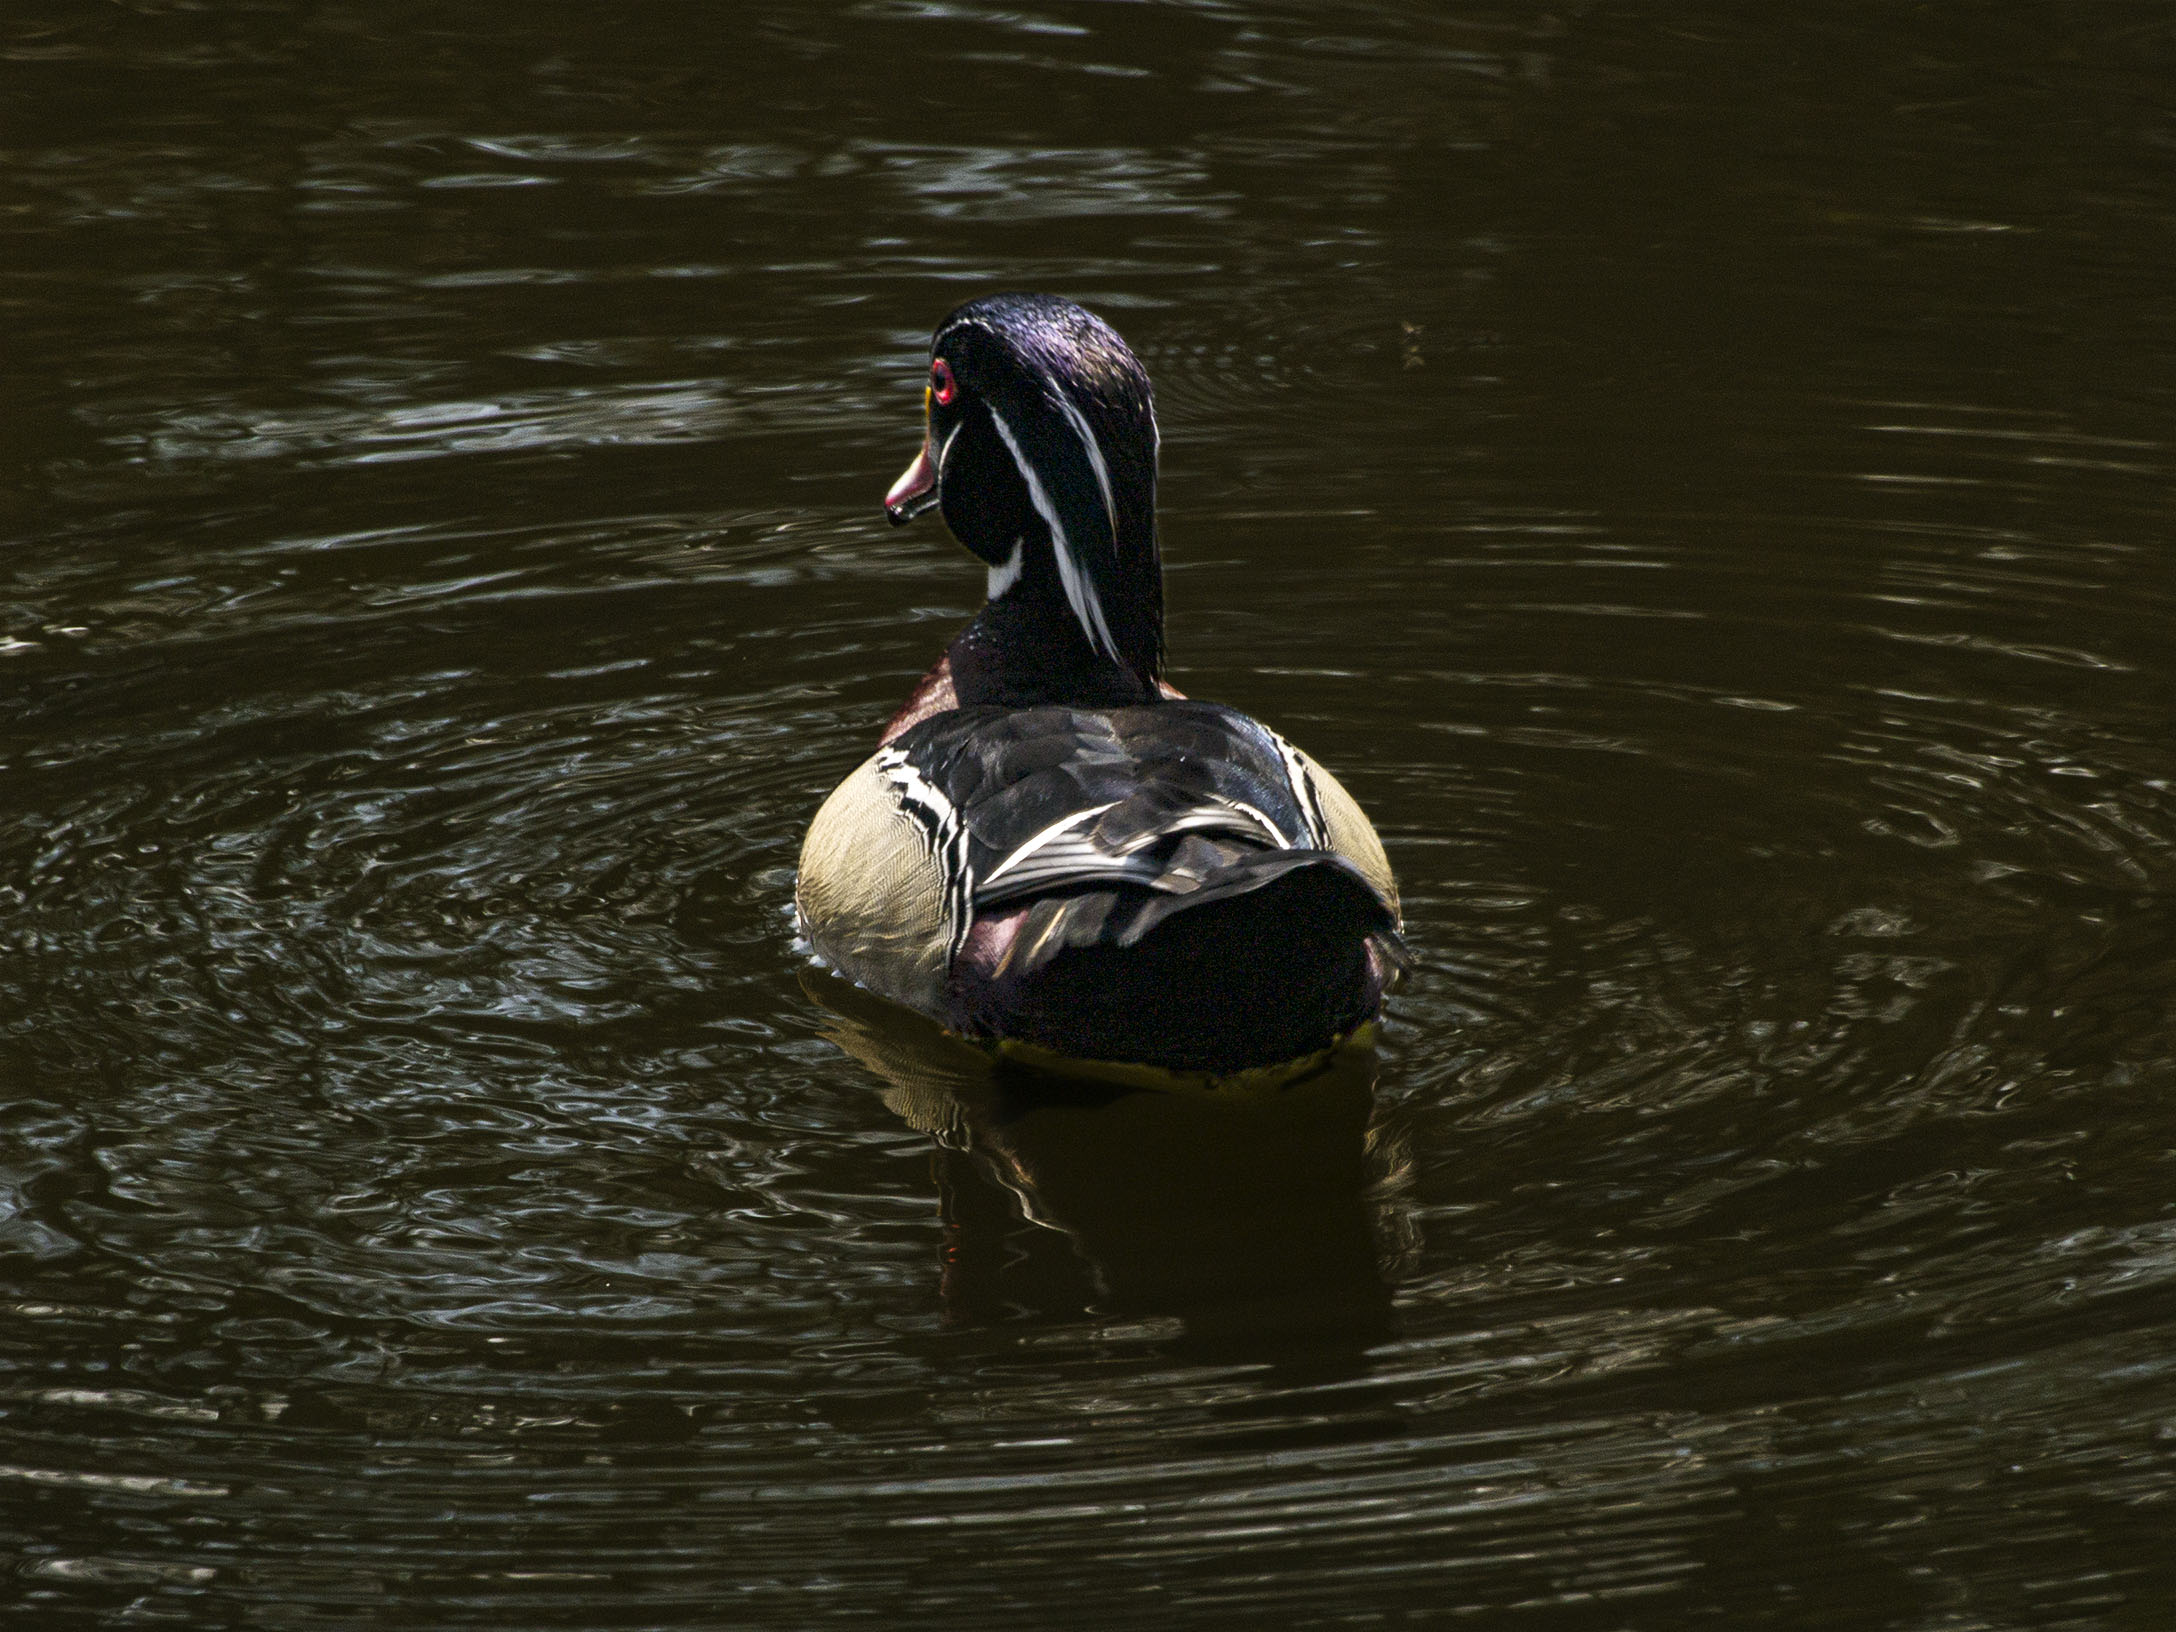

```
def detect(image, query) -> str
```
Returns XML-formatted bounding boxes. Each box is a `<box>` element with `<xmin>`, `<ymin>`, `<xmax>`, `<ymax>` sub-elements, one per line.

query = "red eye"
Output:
<box><xmin>931</xmin><ymin>358</ymin><xmax>957</xmax><ymax>406</ymax></box>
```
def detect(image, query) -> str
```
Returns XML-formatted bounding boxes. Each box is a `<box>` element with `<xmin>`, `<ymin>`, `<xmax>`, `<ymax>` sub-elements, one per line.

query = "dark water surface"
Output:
<box><xmin>7</xmin><ymin>3</ymin><xmax>2176</xmax><ymax>1625</ymax></box>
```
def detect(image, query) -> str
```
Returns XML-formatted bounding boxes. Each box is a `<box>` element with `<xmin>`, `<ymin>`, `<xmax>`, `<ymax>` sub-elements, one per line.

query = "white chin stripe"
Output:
<box><xmin>986</xmin><ymin>405</ymin><xmax>1120</xmax><ymax>663</ymax></box>
<box><xmin>987</xmin><ymin>537</ymin><xmax>1023</xmax><ymax>599</ymax></box>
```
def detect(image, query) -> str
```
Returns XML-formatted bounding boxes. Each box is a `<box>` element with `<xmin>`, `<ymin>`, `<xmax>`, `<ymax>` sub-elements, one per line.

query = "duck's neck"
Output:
<box><xmin>947</xmin><ymin>531</ymin><xmax>1162</xmax><ymax>708</ymax></box>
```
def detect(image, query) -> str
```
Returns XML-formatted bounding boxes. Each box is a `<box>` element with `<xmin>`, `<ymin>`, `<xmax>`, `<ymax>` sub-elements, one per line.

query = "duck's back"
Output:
<box><xmin>797</xmin><ymin>700</ymin><xmax>1400</xmax><ymax>1072</ymax></box>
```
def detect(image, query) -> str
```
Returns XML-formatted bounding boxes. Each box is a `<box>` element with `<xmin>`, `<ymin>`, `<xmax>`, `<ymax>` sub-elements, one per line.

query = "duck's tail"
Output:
<box><xmin>948</xmin><ymin>849</ymin><xmax>1402</xmax><ymax>1073</ymax></box>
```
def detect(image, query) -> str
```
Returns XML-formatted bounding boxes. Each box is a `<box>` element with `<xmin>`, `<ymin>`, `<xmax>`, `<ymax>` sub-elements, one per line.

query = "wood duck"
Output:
<box><xmin>797</xmin><ymin>294</ymin><xmax>1402</xmax><ymax>1076</ymax></box>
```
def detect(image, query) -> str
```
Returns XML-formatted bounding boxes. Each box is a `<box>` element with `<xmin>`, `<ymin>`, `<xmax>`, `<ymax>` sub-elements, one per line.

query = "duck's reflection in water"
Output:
<box><xmin>804</xmin><ymin>971</ymin><xmax>1396</xmax><ymax>1357</ymax></box>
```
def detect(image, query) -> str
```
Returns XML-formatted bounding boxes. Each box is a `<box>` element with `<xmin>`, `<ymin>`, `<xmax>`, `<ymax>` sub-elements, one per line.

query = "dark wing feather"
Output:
<box><xmin>888</xmin><ymin>701</ymin><xmax>1327</xmax><ymax>912</ymax></box>
<box><xmin>885</xmin><ymin>701</ymin><xmax>1400</xmax><ymax>1070</ymax></box>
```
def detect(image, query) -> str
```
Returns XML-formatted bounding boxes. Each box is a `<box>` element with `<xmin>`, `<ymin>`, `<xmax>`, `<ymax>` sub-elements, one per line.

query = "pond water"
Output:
<box><xmin>6</xmin><ymin>3</ymin><xmax>2176</xmax><ymax>1626</ymax></box>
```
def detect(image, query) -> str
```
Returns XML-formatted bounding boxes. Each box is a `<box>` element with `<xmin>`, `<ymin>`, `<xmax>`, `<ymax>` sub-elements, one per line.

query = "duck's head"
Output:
<box><xmin>885</xmin><ymin>294</ymin><xmax>1163</xmax><ymax>706</ymax></box>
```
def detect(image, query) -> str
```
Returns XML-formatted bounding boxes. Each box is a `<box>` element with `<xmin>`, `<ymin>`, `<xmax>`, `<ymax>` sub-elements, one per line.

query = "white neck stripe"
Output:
<box><xmin>1051</xmin><ymin>392</ymin><xmax>1116</xmax><ymax>540</ymax></box>
<box><xmin>986</xmin><ymin>405</ymin><xmax>1119</xmax><ymax>663</ymax></box>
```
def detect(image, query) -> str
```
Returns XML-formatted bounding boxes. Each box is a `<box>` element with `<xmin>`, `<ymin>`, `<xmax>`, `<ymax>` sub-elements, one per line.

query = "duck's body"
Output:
<box><xmin>797</xmin><ymin>295</ymin><xmax>1401</xmax><ymax>1074</ymax></box>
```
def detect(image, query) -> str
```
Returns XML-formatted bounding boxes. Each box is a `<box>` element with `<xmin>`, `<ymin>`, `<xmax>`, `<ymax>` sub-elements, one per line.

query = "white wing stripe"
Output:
<box><xmin>982</xmin><ymin>800</ymin><xmax>1121</xmax><ymax>886</ymax></box>
<box><xmin>974</xmin><ymin>796</ymin><xmax>1299</xmax><ymax>907</ymax></box>
<box><xmin>1226</xmin><ymin>800</ymin><xmax>1296</xmax><ymax>849</ymax></box>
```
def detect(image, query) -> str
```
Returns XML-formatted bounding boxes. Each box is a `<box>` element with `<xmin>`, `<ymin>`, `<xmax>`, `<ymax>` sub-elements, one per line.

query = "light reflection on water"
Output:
<box><xmin>6</xmin><ymin>0</ymin><xmax>2176</xmax><ymax>1625</ymax></box>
